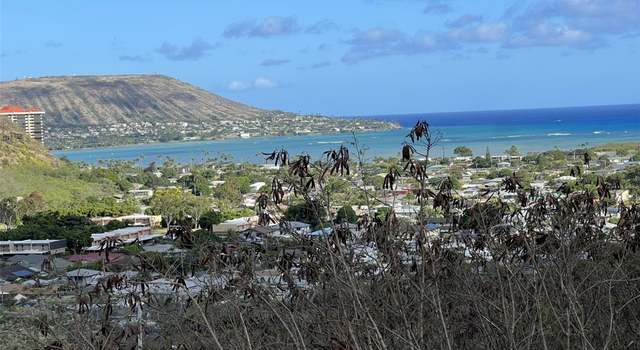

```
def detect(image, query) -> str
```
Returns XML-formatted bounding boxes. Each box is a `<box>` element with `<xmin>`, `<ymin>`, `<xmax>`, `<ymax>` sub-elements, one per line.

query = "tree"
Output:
<box><xmin>212</xmin><ymin>180</ymin><xmax>243</xmax><ymax>206</ymax></box>
<box><xmin>375</xmin><ymin>206</ymin><xmax>392</xmax><ymax>221</ymax></box>
<box><xmin>149</xmin><ymin>188</ymin><xmax>185</xmax><ymax>229</ymax></box>
<box><xmin>180</xmin><ymin>174</ymin><xmax>212</xmax><ymax>196</ymax></box>
<box><xmin>58</xmin><ymin>197</ymin><xmax>138</xmax><ymax>217</ymax></box>
<box><xmin>1</xmin><ymin>213</ymin><xmax>98</xmax><ymax>252</ymax></box>
<box><xmin>284</xmin><ymin>201</ymin><xmax>328</xmax><ymax>229</ymax></box>
<box><xmin>505</xmin><ymin>145</ymin><xmax>520</xmax><ymax>156</ymax></box>
<box><xmin>336</xmin><ymin>205</ymin><xmax>357</xmax><ymax>224</ymax></box>
<box><xmin>0</xmin><ymin>197</ymin><xmax>18</xmax><ymax>228</ymax></box>
<box><xmin>198</xmin><ymin>210</ymin><xmax>224</xmax><ymax>232</ymax></box>
<box><xmin>18</xmin><ymin>192</ymin><xmax>45</xmax><ymax>217</ymax></box>
<box><xmin>186</xmin><ymin>194</ymin><xmax>211</xmax><ymax>229</ymax></box>
<box><xmin>623</xmin><ymin>164</ymin><xmax>640</xmax><ymax>194</ymax></box>
<box><xmin>453</xmin><ymin>146</ymin><xmax>473</xmax><ymax>157</ymax></box>
<box><xmin>472</xmin><ymin>156</ymin><xmax>491</xmax><ymax>168</ymax></box>
<box><xmin>99</xmin><ymin>236</ymin><xmax>123</xmax><ymax>263</ymax></box>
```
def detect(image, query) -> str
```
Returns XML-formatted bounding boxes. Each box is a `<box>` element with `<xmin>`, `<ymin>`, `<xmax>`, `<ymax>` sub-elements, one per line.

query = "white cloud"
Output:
<box><xmin>254</xmin><ymin>77</ymin><xmax>278</xmax><ymax>89</ymax></box>
<box><xmin>447</xmin><ymin>22</ymin><xmax>508</xmax><ymax>42</ymax></box>
<box><xmin>228</xmin><ymin>81</ymin><xmax>251</xmax><ymax>91</ymax></box>
<box><xmin>224</xmin><ymin>16</ymin><xmax>300</xmax><ymax>38</ymax></box>
<box><xmin>517</xmin><ymin>0</ymin><xmax>640</xmax><ymax>34</ymax></box>
<box><xmin>227</xmin><ymin>78</ymin><xmax>278</xmax><ymax>91</ymax></box>
<box><xmin>505</xmin><ymin>22</ymin><xmax>597</xmax><ymax>48</ymax></box>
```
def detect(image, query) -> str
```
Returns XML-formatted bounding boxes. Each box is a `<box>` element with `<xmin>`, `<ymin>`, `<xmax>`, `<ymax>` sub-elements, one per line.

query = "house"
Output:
<box><xmin>117</xmin><ymin>214</ymin><xmax>162</xmax><ymax>227</ymax></box>
<box><xmin>276</xmin><ymin>221</ymin><xmax>311</xmax><ymax>235</ymax></box>
<box><xmin>142</xmin><ymin>244</ymin><xmax>187</xmax><ymax>255</ymax></box>
<box><xmin>86</xmin><ymin>226</ymin><xmax>162</xmax><ymax>251</ymax></box>
<box><xmin>393</xmin><ymin>204</ymin><xmax>421</xmax><ymax>219</ymax></box>
<box><xmin>92</xmin><ymin>214</ymin><xmax>162</xmax><ymax>228</ymax></box>
<box><xmin>66</xmin><ymin>269</ymin><xmax>102</xmax><ymax>287</ymax></box>
<box><xmin>492</xmin><ymin>154</ymin><xmax>523</xmax><ymax>162</ymax></box>
<box><xmin>242</xmin><ymin>194</ymin><xmax>257</xmax><ymax>208</ymax></box>
<box><xmin>6</xmin><ymin>254</ymin><xmax>72</xmax><ymax>273</ymax></box>
<box><xmin>249</xmin><ymin>182</ymin><xmax>266</xmax><ymax>192</ymax></box>
<box><xmin>210</xmin><ymin>180</ymin><xmax>226</xmax><ymax>188</ymax></box>
<box><xmin>128</xmin><ymin>189</ymin><xmax>154</xmax><ymax>200</ymax></box>
<box><xmin>211</xmin><ymin>216</ymin><xmax>258</xmax><ymax>233</ymax></box>
<box><xmin>261</xmin><ymin>164</ymin><xmax>280</xmax><ymax>170</ymax></box>
<box><xmin>68</xmin><ymin>252</ymin><xmax>126</xmax><ymax>264</ymax></box>
<box><xmin>0</xmin><ymin>264</ymin><xmax>35</xmax><ymax>282</ymax></box>
<box><xmin>308</xmin><ymin>227</ymin><xmax>333</xmax><ymax>237</ymax></box>
<box><xmin>594</xmin><ymin>151</ymin><xmax>617</xmax><ymax>158</ymax></box>
<box><xmin>496</xmin><ymin>161</ymin><xmax>511</xmax><ymax>169</ymax></box>
<box><xmin>0</xmin><ymin>239</ymin><xmax>67</xmax><ymax>256</ymax></box>
<box><xmin>555</xmin><ymin>175</ymin><xmax>577</xmax><ymax>183</ymax></box>
<box><xmin>240</xmin><ymin>225</ymin><xmax>280</xmax><ymax>244</ymax></box>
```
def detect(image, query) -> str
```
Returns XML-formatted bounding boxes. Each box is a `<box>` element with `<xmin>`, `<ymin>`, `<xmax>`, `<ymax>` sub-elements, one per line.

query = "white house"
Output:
<box><xmin>86</xmin><ymin>226</ymin><xmax>161</xmax><ymax>251</ymax></box>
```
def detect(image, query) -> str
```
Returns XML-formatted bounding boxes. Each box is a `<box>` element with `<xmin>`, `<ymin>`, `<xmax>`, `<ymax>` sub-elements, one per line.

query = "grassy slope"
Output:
<box><xmin>0</xmin><ymin>120</ymin><xmax>115</xmax><ymax>207</ymax></box>
<box><xmin>592</xmin><ymin>142</ymin><xmax>640</xmax><ymax>153</ymax></box>
<box><xmin>0</xmin><ymin>165</ymin><xmax>115</xmax><ymax>207</ymax></box>
<box><xmin>0</xmin><ymin>119</ymin><xmax>55</xmax><ymax>166</ymax></box>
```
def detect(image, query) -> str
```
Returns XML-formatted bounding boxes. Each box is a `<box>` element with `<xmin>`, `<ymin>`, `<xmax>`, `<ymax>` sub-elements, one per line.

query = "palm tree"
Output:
<box><xmin>99</xmin><ymin>236</ymin><xmax>124</xmax><ymax>263</ymax></box>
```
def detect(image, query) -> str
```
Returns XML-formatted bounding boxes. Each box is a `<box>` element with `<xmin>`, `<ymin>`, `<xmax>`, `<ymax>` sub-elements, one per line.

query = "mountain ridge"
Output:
<box><xmin>0</xmin><ymin>74</ymin><xmax>266</xmax><ymax>127</ymax></box>
<box><xmin>0</xmin><ymin>74</ymin><xmax>399</xmax><ymax>149</ymax></box>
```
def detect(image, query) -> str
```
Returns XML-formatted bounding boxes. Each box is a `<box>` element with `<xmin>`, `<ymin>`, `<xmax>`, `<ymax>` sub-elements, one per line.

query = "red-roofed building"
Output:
<box><xmin>0</xmin><ymin>105</ymin><xmax>45</xmax><ymax>143</ymax></box>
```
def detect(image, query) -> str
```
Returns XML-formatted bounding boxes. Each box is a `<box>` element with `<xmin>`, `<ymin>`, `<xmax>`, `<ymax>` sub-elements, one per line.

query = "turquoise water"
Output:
<box><xmin>53</xmin><ymin>104</ymin><xmax>640</xmax><ymax>165</ymax></box>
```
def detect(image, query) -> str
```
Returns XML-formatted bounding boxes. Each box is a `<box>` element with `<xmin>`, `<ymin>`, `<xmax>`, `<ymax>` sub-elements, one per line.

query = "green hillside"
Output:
<box><xmin>0</xmin><ymin>120</ymin><xmax>115</xmax><ymax>208</ymax></box>
<box><xmin>0</xmin><ymin>119</ymin><xmax>56</xmax><ymax>167</ymax></box>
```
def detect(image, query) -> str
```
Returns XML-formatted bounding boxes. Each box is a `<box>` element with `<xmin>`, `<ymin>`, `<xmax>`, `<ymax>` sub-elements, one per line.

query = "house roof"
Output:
<box><xmin>66</xmin><ymin>269</ymin><xmax>102</xmax><ymax>278</ymax></box>
<box><xmin>309</xmin><ymin>228</ymin><xmax>332</xmax><ymax>237</ymax></box>
<box><xmin>11</xmin><ymin>270</ymin><xmax>33</xmax><ymax>278</ymax></box>
<box><xmin>242</xmin><ymin>226</ymin><xmax>278</xmax><ymax>235</ymax></box>
<box><xmin>0</xmin><ymin>264</ymin><xmax>34</xmax><ymax>280</ymax></box>
<box><xmin>91</xmin><ymin>226</ymin><xmax>150</xmax><ymax>240</ymax></box>
<box><xmin>0</xmin><ymin>239</ymin><xmax>65</xmax><ymax>245</ymax></box>
<box><xmin>67</xmin><ymin>252</ymin><xmax>125</xmax><ymax>263</ymax></box>
<box><xmin>143</xmin><ymin>244</ymin><xmax>186</xmax><ymax>254</ymax></box>
<box><xmin>0</xmin><ymin>105</ymin><xmax>43</xmax><ymax>114</ymax></box>
<box><xmin>278</xmin><ymin>221</ymin><xmax>311</xmax><ymax>229</ymax></box>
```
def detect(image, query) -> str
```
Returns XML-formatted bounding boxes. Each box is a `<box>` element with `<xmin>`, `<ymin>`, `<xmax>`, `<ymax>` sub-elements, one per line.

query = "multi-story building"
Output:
<box><xmin>0</xmin><ymin>239</ymin><xmax>67</xmax><ymax>255</ymax></box>
<box><xmin>0</xmin><ymin>105</ymin><xmax>45</xmax><ymax>143</ymax></box>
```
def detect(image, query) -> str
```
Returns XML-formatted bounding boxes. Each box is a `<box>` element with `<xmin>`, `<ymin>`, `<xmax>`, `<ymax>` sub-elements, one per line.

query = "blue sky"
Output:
<box><xmin>1</xmin><ymin>0</ymin><xmax>639</xmax><ymax>116</ymax></box>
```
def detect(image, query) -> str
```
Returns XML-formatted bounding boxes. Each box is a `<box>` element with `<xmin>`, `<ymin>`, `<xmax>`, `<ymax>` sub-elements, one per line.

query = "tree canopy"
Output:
<box><xmin>453</xmin><ymin>146</ymin><xmax>473</xmax><ymax>157</ymax></box>
<box><xmin>0</xmin><ymin>212</ymin><xmax>109</xmax><ymax>252</ymax></box>
<box><xmin>284</xmin><ymin>201</ymin><xmax>328</xmax><ymax>229</ymax></box>
<box><xmin>505</xmin><ymin>145</ymin><xmax>521</xmax><ymax>156</ymax></box>
<box><xmin>336</xmin><ymin>205</ymin><xmax>358</xmax><ymax>224</ymax></box>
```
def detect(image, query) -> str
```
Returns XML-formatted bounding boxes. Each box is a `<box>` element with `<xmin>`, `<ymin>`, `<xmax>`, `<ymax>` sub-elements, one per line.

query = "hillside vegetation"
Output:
<box><xmin>0</xmin><ymin>119</ymin><xmax>56</xmax><ymax>167</ymax></box>
<box><xmin>0</xmin><ymin>122</ymin><xmax>115</xmax><ymax>208</ymax></box>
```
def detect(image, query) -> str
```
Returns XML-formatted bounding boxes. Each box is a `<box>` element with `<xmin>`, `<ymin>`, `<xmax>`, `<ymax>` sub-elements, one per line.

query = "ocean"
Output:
<box><xmin>53</xmin><ymin>104</ymin><xmax>640</xmax><ymax>165</ymax></box>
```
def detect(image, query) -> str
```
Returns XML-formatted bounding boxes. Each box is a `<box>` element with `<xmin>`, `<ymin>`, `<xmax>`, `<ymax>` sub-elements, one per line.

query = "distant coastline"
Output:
<box><xmin>48</xmin><ymin>125</ymin><xmax>402</xmax><ymax>152</ymax></box>
<box><xmin>50</xmin><ymin>104</ymin><xmax>640</xmax><ymax>165</ymax></box>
